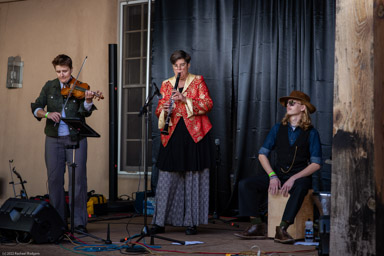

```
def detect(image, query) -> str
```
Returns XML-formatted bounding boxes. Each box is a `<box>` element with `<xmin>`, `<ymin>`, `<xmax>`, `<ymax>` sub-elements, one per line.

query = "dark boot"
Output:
<box><xmin>150</xmin><ymin>224</ymin><xmax>165</xmax><ymax>234</ymax></box>
<box><xmin>274</xmin><ymin>226</ymin><xmax>295</xmax><ymax>244</ymax></box>
<box><xmin>233</xmin><ymin>223</ymin><xmax>267</xmax><ymax>239</ymax></box>
<box><xmin>185</xmin><ymin>226</ymin><xmax>197</xmax><ymax>235</ymax></box>
<box><xmin>74</xmin><ymin>225</ymin><xmax>88</xmax><ymax>234</ymax></box>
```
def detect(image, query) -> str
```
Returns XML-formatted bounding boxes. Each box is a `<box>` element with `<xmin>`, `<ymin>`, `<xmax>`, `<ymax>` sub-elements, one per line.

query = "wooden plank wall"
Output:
<box><xmin>332</xmin><ymin>0</ymin><xmax>384</xmax><ymax>254</ymax></box>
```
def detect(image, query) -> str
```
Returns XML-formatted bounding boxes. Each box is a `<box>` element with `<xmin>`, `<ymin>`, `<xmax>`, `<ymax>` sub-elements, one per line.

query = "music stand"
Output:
<box><xmin>61</xmin><ymin>118</ymin><xmax>101</xmax><ymax>138</ymax></box>
<box><xmin>61</xmin><ymin>118</ymin><xmax>108</xmax><ymax>242</ymax></box>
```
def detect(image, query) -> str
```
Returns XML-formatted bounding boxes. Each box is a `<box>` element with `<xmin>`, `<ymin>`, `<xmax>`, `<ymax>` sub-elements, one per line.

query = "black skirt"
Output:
<box><xmin>156</xmin><ymin>118</ymin><xmax>213</xmax><ymax>172</ymax></box>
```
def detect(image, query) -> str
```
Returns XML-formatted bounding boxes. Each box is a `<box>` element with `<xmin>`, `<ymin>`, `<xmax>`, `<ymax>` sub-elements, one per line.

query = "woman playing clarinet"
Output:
<box><xmin>151</xmin><ymin>50</ymin><xmax>213</xmax><ymax>235</ymax></box>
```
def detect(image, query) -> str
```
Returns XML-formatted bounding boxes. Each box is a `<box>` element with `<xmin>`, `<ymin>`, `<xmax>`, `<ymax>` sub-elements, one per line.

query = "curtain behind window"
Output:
<box><xmin>151</xmin><ymin>0</ymin><xmax>334</xmax><ymax>214</ymax></box>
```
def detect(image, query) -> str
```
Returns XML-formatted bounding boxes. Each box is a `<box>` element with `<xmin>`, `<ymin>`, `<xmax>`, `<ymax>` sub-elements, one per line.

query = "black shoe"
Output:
<box><xmin>75</xmin><ymin>225</ymin><xmax>88</xmax><ymax>234</ymax></box>
<box><xmin>185</xmin><ymin>226</ymin><xmax>197</xmax><ymax>235</ymax></box>
<box><xmin>150</xmin><ymin>225</ymin><xmax>165</xmax><ymax>234</ymax></box>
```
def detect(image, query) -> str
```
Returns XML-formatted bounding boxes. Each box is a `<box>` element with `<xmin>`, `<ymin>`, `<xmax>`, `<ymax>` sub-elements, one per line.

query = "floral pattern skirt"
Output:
<box><xmin>152</xmin><ymin>169</ymin><xmax>209</xmax><ymax>227</ymax></box>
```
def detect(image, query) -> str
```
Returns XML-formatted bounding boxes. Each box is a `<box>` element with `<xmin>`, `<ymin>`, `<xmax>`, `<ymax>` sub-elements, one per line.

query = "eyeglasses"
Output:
<box><xmin>287</xmin><ymin>100</ymin><xmax>302</xmax><ymax>107</ymax></box>
<box><xmin>173</xmin><ymin>62</ymin><xmax>187</xmax><ymax>69</ymax></box>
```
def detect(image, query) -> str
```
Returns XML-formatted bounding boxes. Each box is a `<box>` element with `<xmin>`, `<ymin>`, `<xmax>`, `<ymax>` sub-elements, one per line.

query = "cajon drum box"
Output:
<box><xmin>267</xmin><ymin>190</ymin><xmax>313</xmax><ymax>239</ymax></box>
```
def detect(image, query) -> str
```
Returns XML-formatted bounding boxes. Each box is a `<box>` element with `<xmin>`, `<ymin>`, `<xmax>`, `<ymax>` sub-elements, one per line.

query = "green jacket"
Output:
<box><xmin>31</xmin><ymin>78</ymin><xmax>97</xmax><ymax>137</ymax></box>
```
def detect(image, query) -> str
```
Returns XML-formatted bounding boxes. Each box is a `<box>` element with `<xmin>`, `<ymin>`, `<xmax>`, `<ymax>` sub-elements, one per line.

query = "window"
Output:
<box><xmin>119</xmin><ymin>1</ymin><xmax>154</xmax><ymax>174</ymax></box>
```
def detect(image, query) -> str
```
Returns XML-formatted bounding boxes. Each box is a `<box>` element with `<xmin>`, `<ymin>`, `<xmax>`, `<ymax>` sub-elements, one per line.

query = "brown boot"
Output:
<box><xmin>234</xmin><ymin>223</ymin><xmax>267</xmax><ymax>239</ymax></box>
<box><xmin>274</xmin><ymin>226</ymin><xmax>295</xmax><ymax>244</ymax></box>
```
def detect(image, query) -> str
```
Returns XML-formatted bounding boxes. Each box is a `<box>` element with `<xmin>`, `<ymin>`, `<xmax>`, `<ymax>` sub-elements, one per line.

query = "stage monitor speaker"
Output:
<box><xmin>0</xmin><ymin>198</ymin><xmax>66</xmax><ymax>243</ymax></box>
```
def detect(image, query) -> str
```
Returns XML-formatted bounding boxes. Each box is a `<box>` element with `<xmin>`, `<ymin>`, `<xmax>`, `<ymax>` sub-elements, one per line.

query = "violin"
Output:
<box><xmin>61</xmin><ymin>77</ymin><xmax>104</xmax><ymax>100</ymax></box>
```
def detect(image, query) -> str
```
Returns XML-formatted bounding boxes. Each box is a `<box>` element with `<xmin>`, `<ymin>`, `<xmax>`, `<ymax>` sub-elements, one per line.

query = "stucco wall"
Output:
<box><xmin>0</xmin><ymin>0</ymin><xmax>141</xmax><ymax>205</ymax></box>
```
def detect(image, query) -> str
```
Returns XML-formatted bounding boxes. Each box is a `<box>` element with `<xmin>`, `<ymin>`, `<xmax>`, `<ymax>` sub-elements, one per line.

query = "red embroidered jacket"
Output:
<box><xmin>156</xmin><ymin>74</ymin><xmax>213</xmax><ymax>147</ymax></box>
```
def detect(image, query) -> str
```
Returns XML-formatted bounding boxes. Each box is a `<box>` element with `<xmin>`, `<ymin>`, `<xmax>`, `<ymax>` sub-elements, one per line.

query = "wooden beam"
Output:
<box><xmin>374</xmin><ymin>1</ymin><xmax>384</xmax><ymax>255</ymax></box>
<box><xmin>332</xmin><ymin>0</ymin><xmax>379</xmax><ymax>254</ymax></box>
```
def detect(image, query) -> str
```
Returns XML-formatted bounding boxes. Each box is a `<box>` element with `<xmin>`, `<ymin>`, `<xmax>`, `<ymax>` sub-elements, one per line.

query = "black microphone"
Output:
<box><xmin>152</xmin><ymin>82</ymin><xmax>161</xmax><ymax>97</ymax></box>
<box><xmin>215</xmin><ymin>139</ymin><xmax>221</xmax><ymax>164</ymax></box>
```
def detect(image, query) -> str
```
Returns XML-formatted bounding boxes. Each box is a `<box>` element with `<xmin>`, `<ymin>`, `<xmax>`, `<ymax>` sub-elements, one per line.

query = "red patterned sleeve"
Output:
<box><xmin>155</xmin><ymin>81</ymin><xmax>171</xmax><ymax>117</ymax></box>
<box><xmin>189</xmin><ymin>77</ymin><xmax>213</xmax><ymax>115</ymax></box>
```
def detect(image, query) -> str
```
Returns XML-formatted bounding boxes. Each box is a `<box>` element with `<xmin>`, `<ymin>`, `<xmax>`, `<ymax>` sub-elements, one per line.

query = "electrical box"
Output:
<box><xmin>6</xmin><ymin>56</ymin><xmax>24</xmax><ymax>89</ymax></box>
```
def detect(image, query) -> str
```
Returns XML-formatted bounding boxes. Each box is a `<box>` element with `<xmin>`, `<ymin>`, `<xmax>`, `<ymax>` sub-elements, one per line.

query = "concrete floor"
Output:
<box><xmin>0</xmin><ymin>214</ymin><xmax>319</xmax><ymax>256</ymax></box>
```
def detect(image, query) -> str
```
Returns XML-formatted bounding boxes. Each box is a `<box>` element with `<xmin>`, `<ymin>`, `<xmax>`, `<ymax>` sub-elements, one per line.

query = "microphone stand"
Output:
<box><xmin>209</xmin><ymin>139</ymin><xmax>238</xmax><ymax>227</ymax></box>
<box><xmin>126</xmin><ymin>83</ymin><xmax>184</xmax><ymax>252</ymax></box>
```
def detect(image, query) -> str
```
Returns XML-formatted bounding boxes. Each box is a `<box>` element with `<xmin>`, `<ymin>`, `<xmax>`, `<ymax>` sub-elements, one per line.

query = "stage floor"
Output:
<box><xmin>0</xmin><ymin>214</ymin><xmax>318</xmax><ymax>255</ymax></box>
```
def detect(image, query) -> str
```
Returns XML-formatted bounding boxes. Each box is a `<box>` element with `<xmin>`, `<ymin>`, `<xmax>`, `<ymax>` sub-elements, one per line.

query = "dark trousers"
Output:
<box><xmin>45</xmin><ymin>136</ymin><xmax>88</xmax><ymax>227</ymax></box>
<box><xmin>238</xmin><ymin>173</ymin><xmax>311</xmax><ymax>223</ymax></box>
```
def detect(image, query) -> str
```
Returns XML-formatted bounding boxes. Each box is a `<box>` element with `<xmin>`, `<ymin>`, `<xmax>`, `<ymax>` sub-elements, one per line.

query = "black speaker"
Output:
<box><xmin>0</xmin><ymin>198</ymin><xmax>66</xmax><ymax>243</ymax></box>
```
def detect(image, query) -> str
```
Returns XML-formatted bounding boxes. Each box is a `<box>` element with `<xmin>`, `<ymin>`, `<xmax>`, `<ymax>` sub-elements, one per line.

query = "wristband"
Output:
<box><xmin>270</xmin><ymin>175</ymin><xmax>278</xmax><ymax>179</ymax></box>
<box><xmin>268</xmin><ymin>171</ymin><xmax>276</xmax><ymax>177</ymax></box>
<box><xmin>45</xmin><ymin>112</ymin><xmax>49</xmax><ymax>118</ymax></box>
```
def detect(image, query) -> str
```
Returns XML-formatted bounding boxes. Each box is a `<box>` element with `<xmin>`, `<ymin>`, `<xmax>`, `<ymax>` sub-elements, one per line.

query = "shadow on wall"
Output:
<box><xmin>0</xmin><ymin>177</ymin><xmax>7</xmax><ymax>199</ymax></box>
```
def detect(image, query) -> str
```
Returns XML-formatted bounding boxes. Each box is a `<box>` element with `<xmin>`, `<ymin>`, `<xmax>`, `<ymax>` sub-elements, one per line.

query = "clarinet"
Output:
<box><xmin>161</xmin><ymin>73</ymin><xmax>181</xmax><ymax>135</ymax></box>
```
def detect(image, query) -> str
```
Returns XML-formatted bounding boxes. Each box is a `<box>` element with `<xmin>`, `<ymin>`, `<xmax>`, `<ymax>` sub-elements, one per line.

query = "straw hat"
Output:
<box><xmin>279</xmin><ymin>90</ymin><xmax>316</xmax><ymax>114</ymax></box>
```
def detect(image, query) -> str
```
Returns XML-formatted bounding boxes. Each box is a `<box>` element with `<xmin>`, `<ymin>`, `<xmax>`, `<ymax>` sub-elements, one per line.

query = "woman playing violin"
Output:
<box><xmin>31</xmin><ymin>54</ymin><xmax>102</xmax><ymax>233</ymax></box>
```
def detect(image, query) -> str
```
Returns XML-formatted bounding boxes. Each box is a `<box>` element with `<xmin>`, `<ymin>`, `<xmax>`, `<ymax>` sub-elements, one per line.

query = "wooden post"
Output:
<box><xmin>332</xmin><ymin>0</ymin><xmax>384</xmax><ymax>254</ymax></box>
<box><xmin>374</xmin><ymin>1</ymin><xmax>384</xmax><ymax>255</ymax></box>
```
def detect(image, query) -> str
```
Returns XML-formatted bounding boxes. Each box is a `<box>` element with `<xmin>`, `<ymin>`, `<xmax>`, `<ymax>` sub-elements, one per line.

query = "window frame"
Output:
<box><xmin>118</xmin><ymin>0</ymin><xmax>154</xmax><ymax>176</ymax></box>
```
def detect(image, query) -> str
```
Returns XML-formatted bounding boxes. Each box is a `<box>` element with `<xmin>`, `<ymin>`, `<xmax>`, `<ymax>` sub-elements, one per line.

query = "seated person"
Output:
<box><xmin>234</xmin><ymin>90</ymin><xmax>322</xmax><ymax>244</ymax></box>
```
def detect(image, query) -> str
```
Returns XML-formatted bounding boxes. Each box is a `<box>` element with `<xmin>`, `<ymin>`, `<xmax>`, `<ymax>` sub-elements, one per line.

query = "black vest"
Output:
<box><xmin>275</xmin><ymin>124</ymin><xmax>311</xmax><ymax>175</ymax></box>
